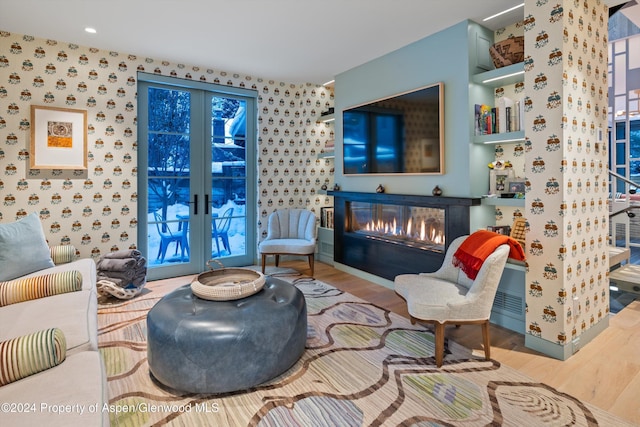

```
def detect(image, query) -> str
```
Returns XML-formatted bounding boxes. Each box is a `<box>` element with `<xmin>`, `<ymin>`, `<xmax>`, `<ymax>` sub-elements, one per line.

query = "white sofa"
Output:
<box><xmin>0</xmin><ymin>253</ymin><xmax>109</xmax><ymax>426</ymax></box>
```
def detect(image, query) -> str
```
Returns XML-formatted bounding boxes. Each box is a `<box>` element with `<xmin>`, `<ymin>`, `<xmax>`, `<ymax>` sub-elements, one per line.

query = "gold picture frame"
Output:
<box><xmin>30</xmin><ymin>105</ymin><xmax>87</xmax><ymax>170</ymax></box>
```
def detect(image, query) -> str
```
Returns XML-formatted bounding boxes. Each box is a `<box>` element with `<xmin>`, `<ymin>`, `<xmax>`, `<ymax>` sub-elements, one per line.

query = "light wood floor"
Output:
<box><xmin>153</xmin><ymin>260</ymin><xmax>640</xmax><ymax>424</ymax></box>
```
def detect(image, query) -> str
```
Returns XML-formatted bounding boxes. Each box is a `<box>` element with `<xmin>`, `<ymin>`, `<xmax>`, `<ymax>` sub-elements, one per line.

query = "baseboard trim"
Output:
<box><xmin>334</xmin><ymin>262</ymin><xmax>395</xmax><ymax>290</ymax></box>
<box><xmin>525</xmin><ymin>316</ymin><xmax>610</xmax><ymax>360</ymax></box>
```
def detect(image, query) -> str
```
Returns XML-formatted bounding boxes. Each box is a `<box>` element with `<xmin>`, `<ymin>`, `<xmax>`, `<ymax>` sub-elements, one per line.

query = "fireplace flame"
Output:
<box><xmin>360</xmin><ymin>216</ymin><xmax>444</xmax><ymax>247</ymax></box>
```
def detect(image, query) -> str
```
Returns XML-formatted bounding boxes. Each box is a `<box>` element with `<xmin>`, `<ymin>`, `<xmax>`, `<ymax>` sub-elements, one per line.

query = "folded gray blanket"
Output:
<box><xmin>97</xmin><ymin>272</ymin><xmax>146</xmax><ymax>288</ymax></box>
<box><xmin>97</xmin><ymin>253</ymin><xmax>147</xmax><ymax>289</ymax></box>
<box><xmin>100</xmin><ymin>269</ymin><xmax>135</xmax><ymax>281</ymax></box>
<box><xmin>103</xmin><ymin>249</ymin><xmax>142</xmax><ymax>260</ymax></box>
<box><xmin>97</xmin><ymin>257</ymin><xmax>137</xmax><ymax>272</ymax></box>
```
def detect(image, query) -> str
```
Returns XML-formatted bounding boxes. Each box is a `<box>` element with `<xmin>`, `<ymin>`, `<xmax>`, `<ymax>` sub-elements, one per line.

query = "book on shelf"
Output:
<box><xmin>476</xmin><ymin>98</ymin><xmax>524</xmax><ymax>137</ymax></box>
<box><xmin>516</xmin><ymin>100</ymin><xmax>524</xmax><ymax>132</ymax></box>
<box><xmin>321</xmin><ymin>207</ymin><xmax>334</xmax><ymax>229</ymax></box>
<box><xmin>475</xmin><ymin>104</ymin><xmax>493</xmax><ymax>135</ymax></box>
<box><xmin>497</xmin><ymin>96</ymin><xmax>514</xmax><ymax>133</ymax></box>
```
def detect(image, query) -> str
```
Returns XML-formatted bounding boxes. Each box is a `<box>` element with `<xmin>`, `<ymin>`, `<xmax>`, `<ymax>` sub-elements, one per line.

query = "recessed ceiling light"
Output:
<box><xmin>84</xmin><ymin>27</ymin><xmax>97</xmax><ymax>34</ymax></box>
<box><xmin>483</xmin><ymin>3</ymin><xmax>525</xmax><ymax>21</ymax></box>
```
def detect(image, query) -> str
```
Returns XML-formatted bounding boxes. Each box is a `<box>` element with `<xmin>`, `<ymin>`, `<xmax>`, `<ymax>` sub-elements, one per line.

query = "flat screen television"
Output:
<box><xmin>342</xmin><ymin>82</ymin><xmax>444</xmax><ymax>175</ymax></box>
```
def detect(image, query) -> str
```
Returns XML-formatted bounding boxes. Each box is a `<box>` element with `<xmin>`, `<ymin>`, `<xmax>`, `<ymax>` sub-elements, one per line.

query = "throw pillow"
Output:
<box><xmin>0</xmin><ymin>328</ymin><xmax>67</xmax><ymax>387</ymax></box>
<box><xmin>0</xmin><ymin>213</ymin><xmax>54</xmax><ymax>281</ymax></box>
<box><xmin>0</xmin><ymin>270</ymin><xmax>82</xmax><ymax>307</ymax></box>
<box><xmin>49</xmin><ymin>245</ymin><xmax>77</xmax><ymax>265</ymax></box>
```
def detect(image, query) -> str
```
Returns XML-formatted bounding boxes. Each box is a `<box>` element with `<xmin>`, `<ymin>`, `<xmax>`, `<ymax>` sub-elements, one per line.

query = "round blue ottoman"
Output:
<box><xmin>147</xmin><ymin>277</ymin><xmax>307</xmax><ymax>394</ymax></box>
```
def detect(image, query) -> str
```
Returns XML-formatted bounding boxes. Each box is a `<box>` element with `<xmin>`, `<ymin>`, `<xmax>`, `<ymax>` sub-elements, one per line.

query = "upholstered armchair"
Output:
<box><xmin>394</xmin><ymin>234</ymin><xmax>511</xmax><ymax>367</ymax></box>
<box><xmin>259</xmin><ymin>209</ymin><xmax>317</xmax><ymax>276</ymax></box>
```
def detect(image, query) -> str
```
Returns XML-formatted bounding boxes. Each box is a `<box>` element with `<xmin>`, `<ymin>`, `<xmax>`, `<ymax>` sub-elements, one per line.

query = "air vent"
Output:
<box><xmin>493</xmin><ymin>290</ymin><xmax>523</xmax><ymax>315</ymax></box>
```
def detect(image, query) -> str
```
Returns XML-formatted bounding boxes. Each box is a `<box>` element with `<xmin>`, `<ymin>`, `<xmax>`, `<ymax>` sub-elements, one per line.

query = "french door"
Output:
<box><xmin>138</xmin><ymin>74</ymin><xmax>256</xmax><ymax>280</ymax></box>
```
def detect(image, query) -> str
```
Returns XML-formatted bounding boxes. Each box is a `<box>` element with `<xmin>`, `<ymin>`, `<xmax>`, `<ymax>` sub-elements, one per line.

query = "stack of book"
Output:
<box><xmin>321</xmin><ymin>207</ymin><xmax>334</xmax><ymax>228</ymax></box>
<box><xmin>474</xmin><ymin>97</ymin><xmax>524</xmax><ymax>135</ymax></box>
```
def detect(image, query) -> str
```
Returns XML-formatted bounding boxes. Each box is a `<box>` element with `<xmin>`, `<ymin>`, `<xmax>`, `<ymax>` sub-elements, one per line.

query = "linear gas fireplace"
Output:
<box><xmin>330</xmin><ymin>191</ymin><xmax>481</xmax><ymax>281</ymax></box>
<box><xmin>349</xmin><ymin>202</ymin><xmax>445</xmax><ymax>252</ymax></box>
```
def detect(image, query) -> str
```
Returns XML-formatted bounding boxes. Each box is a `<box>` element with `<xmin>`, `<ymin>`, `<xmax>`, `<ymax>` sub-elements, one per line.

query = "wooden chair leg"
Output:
<box><xmin>308</xmin><ymin>253</ymin><xmax>314</xmax><ymax>276</ymax></box>
<box><xmin>481</xmin><ymin>320</ymin><xmax>491</xmax><ymax>360</ymax></box>
<box><xmin>435</xmin><ymin>322</ymin><xmax>445</xmax><ymax>367</ymax></box>
<box><xmin>275</xmin><ymin>254</ymin><xmax>280</xmax><ymax>267</ymax></box>
<box><xmin>261</xmin><ymin>254</ymin><xmax>267</xmax><ymax>274</ymax></box>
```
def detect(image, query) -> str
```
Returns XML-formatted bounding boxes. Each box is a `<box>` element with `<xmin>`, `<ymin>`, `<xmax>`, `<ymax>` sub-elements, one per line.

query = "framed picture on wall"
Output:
<box><xmin>30</xmin><ymin>105</ymin><xmax>87</xmax><ymax>170</ymax></box>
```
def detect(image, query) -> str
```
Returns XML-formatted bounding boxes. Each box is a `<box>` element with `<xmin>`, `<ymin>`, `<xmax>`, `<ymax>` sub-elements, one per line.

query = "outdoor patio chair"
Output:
<box><xmin>212</xmin><ymin>208</ymin><xmax>234</xmax><ymax>257</ymax></box>
<box><xmin>153</xmin><ymin>211</ymin><xmax>189</xmax><ymax>263</ymax></box>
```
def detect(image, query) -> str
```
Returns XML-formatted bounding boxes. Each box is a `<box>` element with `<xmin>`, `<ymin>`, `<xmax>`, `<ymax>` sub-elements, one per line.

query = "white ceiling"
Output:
<box><xmin>618</xmin><ymin>0</ymin><xmax>640</xmax><ymax>26</ymax></box>
<box><xmin>0</xmin><ymin>0</ymin><xmax>631</xmax><ymax>85</ymax></box>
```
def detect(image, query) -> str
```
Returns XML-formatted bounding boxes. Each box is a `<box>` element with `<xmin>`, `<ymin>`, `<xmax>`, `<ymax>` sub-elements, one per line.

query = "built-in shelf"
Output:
<box><xmin>482</xmin><ymin>197</ymin><xmax>525</xmax><ymax>207</ymax></box>
<box><xmin>318</xmin><ymin>152</ymin><xmax>335</xmax><ymax>159</ymax></box>
<box><xmin>472</xmin><ymin>62</ymin><xmax>525</xmax><ymax>87</ymax></box>
<box><xmin>319</xmin><ymin>113</ymin><xmax>335</xmax><ymax>123</ymax></box>
<box><xmin>317</xmin><ymin>226</ymin><xmax>334</xmax><ymax>265</ymax></box>
<box><xmin>474</xmin><ymin>130</ymin><xmax>525</xmax><ymax>145</ymax></box>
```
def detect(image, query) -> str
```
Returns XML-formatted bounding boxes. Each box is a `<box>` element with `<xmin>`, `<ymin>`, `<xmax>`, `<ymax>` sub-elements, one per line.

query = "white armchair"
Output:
<box><xmin>394</xmin><ymin>234</ymin><xmax>510</xmax><ymax>367</ymax></box>
<box><xmin>259</xmin><ymin>209</ymin><xmax>317</xmax><ymax>276</ymax></box>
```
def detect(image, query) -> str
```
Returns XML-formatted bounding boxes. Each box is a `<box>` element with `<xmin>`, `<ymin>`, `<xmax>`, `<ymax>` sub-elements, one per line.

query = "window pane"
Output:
<box><xmin>148</xmin><ymin>87</ymin><xmax>190</xmax><ymax>133</ymax></box>
<box><xmin>630</xmin><ymin>38</ymin><xmax>640</xmax><ymax>69</ymax></box>
<box><xmin>148</xmin><ymin>178</ymin><xmax>190</xmax><ymax>211</ymax></box>
<box><xmin>148</xmin><ymin>134</ymin><xmax>190</xmax><ymax>177</ymax></box>
<box><xmin>616</xmin><ymin>142</ymin><xmax>626</xmax><ymax>164</ymax></box>
<box><xmin>631</xmin><ymin>121</ymin><xmax>640</xmax><ymax>179</ymax></box>
<box><xmin>211</xmin><ymin>97</ymin><xmax>245</xmax><ymax>144</ymax></box>
<box><xmin>211</xmin><ymin>178</ymin><xmax>246</xmax><ymax>207</ymax></box>
<box><xmin>212</xmin><ymin>143</ymin><xmax>245</xmax><ymax>164</ymax></box>
<box><xmin>616</xmin><ymin>122</ymin><xmax>626</xmax><ymax>140</ymax></box>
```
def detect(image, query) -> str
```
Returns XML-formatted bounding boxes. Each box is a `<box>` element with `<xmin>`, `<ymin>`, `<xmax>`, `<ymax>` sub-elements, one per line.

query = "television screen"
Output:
<box><xmin>342</xmin><ymin>82</ymin><xmax>443</xmax><ymax>175</ymax></box>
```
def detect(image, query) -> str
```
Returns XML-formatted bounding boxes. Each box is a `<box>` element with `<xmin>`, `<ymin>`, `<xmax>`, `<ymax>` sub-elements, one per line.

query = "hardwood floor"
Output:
<box><xmin>151</xmin><ymin>260</ymin><xmax>640</xmax><ymax>424</ymax></box>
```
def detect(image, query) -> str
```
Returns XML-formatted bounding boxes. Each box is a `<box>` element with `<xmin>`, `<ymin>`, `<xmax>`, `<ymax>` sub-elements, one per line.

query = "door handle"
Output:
<box><xmin>189</xmin><ymin>194</ymin><xmax>198</xmax><ymax>215</ymax></box>
<box><xmin>205</xmin><ymin>194</ymin><xmax>210</xmax><ymax>215</ymax></box>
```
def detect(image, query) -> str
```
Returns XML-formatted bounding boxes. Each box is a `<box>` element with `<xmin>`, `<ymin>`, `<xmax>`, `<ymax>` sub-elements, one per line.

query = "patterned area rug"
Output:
<box><xmin>98</xmin><ymin>269</ymin><xmax>631</xmax><ymax>426</ymax></box>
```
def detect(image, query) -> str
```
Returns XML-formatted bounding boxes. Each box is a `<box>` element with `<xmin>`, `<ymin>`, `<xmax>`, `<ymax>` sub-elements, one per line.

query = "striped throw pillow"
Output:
<box><xmin>0</xmin><ymin>270</ymin><xmax>82</xmax><ymax>307</ymax></box>
<box><xmin>0</xmin><ymin>328</ymin><xmax>67</xmax><ymax>386</ymax></box>
<box><xmin>49</xmin><ymin>245</ymin><xmax>77</xmax><ymax>265</ymax></box>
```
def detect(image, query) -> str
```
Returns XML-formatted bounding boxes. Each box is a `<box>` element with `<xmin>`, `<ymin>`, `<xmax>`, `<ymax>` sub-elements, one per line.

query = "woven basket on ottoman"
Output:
<box><xmin>489</xmin><ymin>36</ymin><xmax>524</xmax><ymax>68</ymax></box>
<box><xmin>146</xmin><ymin>276</ymin><xmax>307</xmax><ymax>394</ymax></box>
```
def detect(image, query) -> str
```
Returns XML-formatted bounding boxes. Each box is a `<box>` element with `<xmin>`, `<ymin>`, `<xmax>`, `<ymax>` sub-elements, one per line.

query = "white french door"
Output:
<box><xmin>138</xmin><ymin>74</ymin><xmax>256</xmax><ymax>280</ymax></box>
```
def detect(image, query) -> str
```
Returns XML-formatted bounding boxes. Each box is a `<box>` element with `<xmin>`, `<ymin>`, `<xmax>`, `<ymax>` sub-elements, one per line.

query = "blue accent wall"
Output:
<box><xmin>334</xmin><ymin>20</ymin><xmax>490</xmax><ymax>202</ymax></box>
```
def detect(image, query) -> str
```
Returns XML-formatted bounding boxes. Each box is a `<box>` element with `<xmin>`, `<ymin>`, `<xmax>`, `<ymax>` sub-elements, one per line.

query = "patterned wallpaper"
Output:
<box><xmin>524</xmin><ymin>0</ymin><xmax>609</xmax><ymax>347</ymax></box>
<box><xmin>0</xmin><ymin>30</ymin><xmax>334</xmax><ymax>260</ymax></box>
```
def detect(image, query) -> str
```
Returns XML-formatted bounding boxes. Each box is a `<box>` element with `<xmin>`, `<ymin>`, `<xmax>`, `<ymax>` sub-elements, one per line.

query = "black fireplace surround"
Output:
<box><xmin>329</xmin><ymin>191</ymin><xmax>481</xmax><ymax>281</ymax></box>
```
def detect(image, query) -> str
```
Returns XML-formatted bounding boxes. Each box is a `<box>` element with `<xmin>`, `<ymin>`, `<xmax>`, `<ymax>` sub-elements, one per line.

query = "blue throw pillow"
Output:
<box><xmin>0</xmin><ymin>213</ymin><xmax>55</xmax><ymax>281</ymax></box>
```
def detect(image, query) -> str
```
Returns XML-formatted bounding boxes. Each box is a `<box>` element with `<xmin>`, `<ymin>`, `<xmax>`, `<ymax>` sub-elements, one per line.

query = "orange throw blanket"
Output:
<box><xmin>453</xmin><ymin>230</ymin><xmax>526</xmax><ymax>280</ymax></box>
